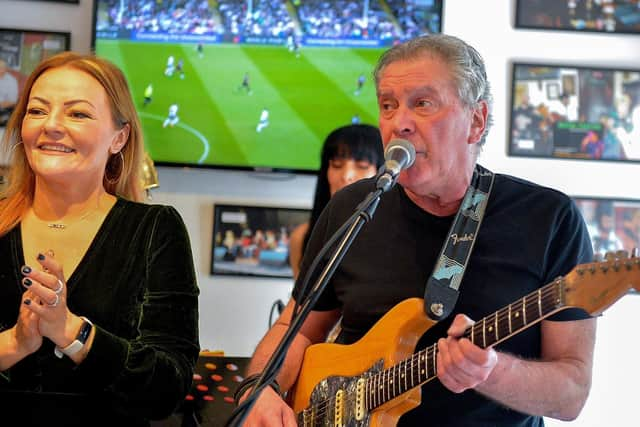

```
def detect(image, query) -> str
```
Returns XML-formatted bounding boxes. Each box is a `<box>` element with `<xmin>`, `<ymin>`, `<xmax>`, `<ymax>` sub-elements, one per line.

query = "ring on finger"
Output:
<box><xmin>54</xmin><ymin>279</ymin><xmax>64</xmax><ymax>295</ymax></box>
<box><xmin>47</xmin><ymin>294</ymin><xmax>60</xmax><ymax>308</ymax></box>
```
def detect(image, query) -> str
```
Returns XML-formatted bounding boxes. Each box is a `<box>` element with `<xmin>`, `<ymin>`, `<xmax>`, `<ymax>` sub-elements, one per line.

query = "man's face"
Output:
<box><xmin>376</xmin><ymin>56</ymin><xmax>486</xmax><ymax>198</ymax></box>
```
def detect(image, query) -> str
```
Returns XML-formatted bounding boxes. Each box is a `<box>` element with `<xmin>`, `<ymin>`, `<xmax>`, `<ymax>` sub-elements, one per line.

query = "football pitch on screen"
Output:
<box><xmin>96</xmin><ymin>40</ymin><xmax>383</xmax><ymax>171</ymax></box>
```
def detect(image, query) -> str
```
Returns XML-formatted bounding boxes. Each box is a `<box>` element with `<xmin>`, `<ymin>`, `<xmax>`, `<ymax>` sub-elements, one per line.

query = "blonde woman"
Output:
<box><xmin>0</xmin><ymin>52</ymin><xmax>199</xmax><ymax>425</ymax></box>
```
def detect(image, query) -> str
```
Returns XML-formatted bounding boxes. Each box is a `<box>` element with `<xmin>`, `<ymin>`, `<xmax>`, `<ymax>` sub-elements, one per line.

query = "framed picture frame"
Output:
<box><xmin>515</xmin><ymin>0</ymin><xmax>640</xmax><ymax>35</ymax></box>
<box><xmin>562</xmin><ymin>75</ymin><xmax>576</xmax><ymax>96</ymax></box>
<box><xmin>508</xmin><ymin>61</ymin><xmax>640</xmax><ymax>163</ymax></box>
<box><xmin>546</xmin><ymin>82</ymin><xmax>560</xmax><ymax>100</ymax></box>
<box><xmin>211</xmin><ymin>204</ymin><xmax>311</xmax><ymax>278</ymax></box>
<box><xmin>0</xmin><ymin>28</ymin><xmax>70</xmax><ymax>128</ymax></box>
<box><xmin>573</xmin><ymin>196</ymin><xmax>640</xmax><ymax>258</ymax></box>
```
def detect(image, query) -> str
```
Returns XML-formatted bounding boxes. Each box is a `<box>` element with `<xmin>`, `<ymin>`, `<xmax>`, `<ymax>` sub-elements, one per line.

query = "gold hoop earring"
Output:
<box><xmin>104</xmin><ymin>151</ymin><xmax>124</xmax><ymax>185</ymax></box>
<box><xmin>9</xmin><ymin>141</ymin><xmax>23</xmax><ymax>155</ymax></box>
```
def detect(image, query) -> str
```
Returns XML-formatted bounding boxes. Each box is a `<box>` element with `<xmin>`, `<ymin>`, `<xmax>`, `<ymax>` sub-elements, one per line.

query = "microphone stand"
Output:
<box><xmin>225</xmin><ymin>187</ymin><xmax>386</xmax><ymax>427</ymax></box>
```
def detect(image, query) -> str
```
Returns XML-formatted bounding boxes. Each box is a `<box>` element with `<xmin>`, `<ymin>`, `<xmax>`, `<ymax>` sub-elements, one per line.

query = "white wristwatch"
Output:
<box><xmin>54</xmin><ymin>317</ymin><xmax>93</xmax><ymax>359</ymax></box>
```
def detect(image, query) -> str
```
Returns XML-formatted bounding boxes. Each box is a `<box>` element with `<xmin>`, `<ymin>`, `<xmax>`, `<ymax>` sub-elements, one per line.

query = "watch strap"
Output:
<box><xmin>54</xmin><ymin>317</ymin><xmax>93</xmax><ymax>359</ymax></box>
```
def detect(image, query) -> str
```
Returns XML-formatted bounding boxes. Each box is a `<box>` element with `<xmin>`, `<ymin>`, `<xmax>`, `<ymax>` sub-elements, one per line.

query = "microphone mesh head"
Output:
<box><xmin>385</xmin><ymin>139</ymin><xmax>416</xmax><ymax>168</ymax></box>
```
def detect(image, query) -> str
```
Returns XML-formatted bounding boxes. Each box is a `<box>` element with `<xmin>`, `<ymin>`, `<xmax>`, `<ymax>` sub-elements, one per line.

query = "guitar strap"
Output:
<box><xmin>424</xmin><ymin>164</ymin><xmax>494</xmax><ymax>321</ymax></box>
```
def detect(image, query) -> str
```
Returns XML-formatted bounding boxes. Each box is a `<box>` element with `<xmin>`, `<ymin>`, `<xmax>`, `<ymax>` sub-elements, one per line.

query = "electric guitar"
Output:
<box><xmin>289</xmin><ymin>251</ymin><xmax>640</xmax><ymax>427</ymax></box>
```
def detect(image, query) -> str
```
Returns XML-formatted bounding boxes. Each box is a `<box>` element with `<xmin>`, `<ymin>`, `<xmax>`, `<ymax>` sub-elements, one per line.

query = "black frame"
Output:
<box><xmin>211</xmin><ymin>204</ymin><xmax>310</xmax><ymax>278</ymax></box>
<box><xmin>508</xmin><ymin>61</ymin><xmax>640</xmax><ymax>163</ymax></box>
<box><xmin>0</xmin><ymin>27</ymin><xmax>71</xmax><ymax>128</ymax></box>
<box><xmin>573</xmin><ymin>196</ymin><xmax>640</xmax><ymax>258</ymax></box>
<box><xmin>515</xmin><ymin>0</ymin><xmax>640</xmax><ymax>35</ymax></box>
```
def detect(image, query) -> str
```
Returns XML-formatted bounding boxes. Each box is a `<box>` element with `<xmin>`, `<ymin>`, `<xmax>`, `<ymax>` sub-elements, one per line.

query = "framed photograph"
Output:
<box><xmin>515</xmin><ymin>0</ymin><xmax>640</xmax><ymax>35</ymax></box>
<box><xmin>546</xmin><ymin>82</ymin><xmax>560</xmax><ymax>100</ymax></box>
<box><xmin>562</xmin><ymin>75</ymin><xmax>576</xmax><ymax>96</ymax></box>
<box><xmin>211</xmin><ymin>204</ymin><xmax>311</xmax><ymax>278</ymax></box>
<box><xmin>573</xmin><ymin>196</ymin><xmax>640</xmax><ymax>258</ymax></box>
<box><xmin>508</xmin><ymin>62</ymin><xmax>640</xmax><ymax>162</ymax></box>
<box><xmin>0</xmin><ymin>28</ymin><xmax>70</xmax><ymax>127</ymax></box>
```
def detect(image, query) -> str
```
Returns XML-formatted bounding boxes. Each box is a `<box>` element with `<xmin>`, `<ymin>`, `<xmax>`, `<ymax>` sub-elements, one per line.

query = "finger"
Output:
<box><xmin>458</xmin><ymin>339</ymin><xmax>499</xmax><ymax>370</ymax></box>
<box><xmin>36</xmin><ymin>252</ymin><xmax>66</xmax><ymax>286</ymax></box>
<box><xmin>21</xmin><ymin>276</ymin><xmax>61</xmax><ymax>306</ymax></box>
<box><xmin>447</xmin><ymin>314</ymin><xmax>474</xmax><ymax>337</ymax></box>
<box><xmin>21</xmin><ymin>263</ymin><xmax>66</xmax><ymax>297</ymax></box>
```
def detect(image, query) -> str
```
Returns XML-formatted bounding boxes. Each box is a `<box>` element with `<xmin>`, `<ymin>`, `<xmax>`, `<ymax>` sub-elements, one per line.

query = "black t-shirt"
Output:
<box><xmin>293</xmin><ymin>168</ymin><xmax>593</xmax><ymax>427</ymax></box>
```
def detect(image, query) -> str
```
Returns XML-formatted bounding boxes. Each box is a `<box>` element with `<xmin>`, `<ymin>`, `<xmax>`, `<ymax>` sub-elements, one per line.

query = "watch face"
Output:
<box><xmin>54</xmin><ymin>318</ymin><xmax>93</xmax><ymax>358</ymax></box>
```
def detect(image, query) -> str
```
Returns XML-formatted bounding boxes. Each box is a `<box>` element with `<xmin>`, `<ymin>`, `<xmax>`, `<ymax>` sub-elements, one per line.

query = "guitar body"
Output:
<box><xmin>289</xmin><ymin>298</ymin><xmax>436</xmax><ymax>427</ymax></box>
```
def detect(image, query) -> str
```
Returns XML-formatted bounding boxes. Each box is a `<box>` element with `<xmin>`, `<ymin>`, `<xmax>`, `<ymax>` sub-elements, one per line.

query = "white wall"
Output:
<box><xmin>2</xmin><ymin>1</ymin><xmax>639</xmax><ymax>425</ymax></box>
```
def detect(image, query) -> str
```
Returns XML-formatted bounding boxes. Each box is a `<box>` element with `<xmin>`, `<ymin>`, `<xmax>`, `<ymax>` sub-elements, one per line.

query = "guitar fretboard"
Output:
<box><xmin>365</xmin><ymin>278</ymin><xmax>566</xmax><ymax>410</ymax></box>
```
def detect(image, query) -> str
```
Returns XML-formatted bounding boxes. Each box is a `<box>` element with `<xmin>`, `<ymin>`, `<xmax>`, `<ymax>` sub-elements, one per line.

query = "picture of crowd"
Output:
<box><xmin>96</xmin><ymin>0</ymin><xmax>442</xmax><ymax>42</ymax></box>
<box><xmin>510</xmin><ymin>64</ymin><xmax>640</xmax><ymax>162</ymax></box>
<box><xmin>517</xmin><ymin>0</ymin><xmax>640</xmax><ymax>34</ymax></box>
<box><xmin>211</xmin><ymin>205</ymin><xmax>310</xmax><ymax>278</ymax></box>
<box><xmin>575</xmin><ymin>198</ymin><xmax>640</xmax><ymax>258</ymax></box>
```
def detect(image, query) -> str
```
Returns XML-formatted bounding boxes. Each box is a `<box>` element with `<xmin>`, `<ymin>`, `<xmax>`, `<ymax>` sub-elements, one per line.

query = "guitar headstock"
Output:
<box><xmin>563</xmin><ymin>249</ymin><xmax>640</xmax><ymax>316</ymax></box>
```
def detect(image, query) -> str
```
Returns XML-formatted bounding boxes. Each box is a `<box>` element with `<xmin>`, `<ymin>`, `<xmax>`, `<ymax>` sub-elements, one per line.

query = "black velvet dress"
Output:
<box><xmin>0</xmin><ymin>198</ymin><xmax>200</xmax><ymax>427</ymax></box>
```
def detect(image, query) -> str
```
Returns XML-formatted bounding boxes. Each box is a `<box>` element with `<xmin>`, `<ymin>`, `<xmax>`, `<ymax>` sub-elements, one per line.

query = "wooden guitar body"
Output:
<box><xmin>290</xmin><ymin>298</ymin><xmax>436</xmax><ymax>426</ymax></box>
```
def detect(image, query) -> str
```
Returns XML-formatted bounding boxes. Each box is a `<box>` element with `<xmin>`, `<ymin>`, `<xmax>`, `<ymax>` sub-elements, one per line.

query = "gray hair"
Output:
<box><xmin>373</xmin><ymin>34</ymin><xmax>494</xmax><ymax>146</ymax></box>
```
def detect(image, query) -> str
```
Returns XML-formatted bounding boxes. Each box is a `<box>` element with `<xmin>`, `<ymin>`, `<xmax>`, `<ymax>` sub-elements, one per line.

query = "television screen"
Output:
<box><xmin>91</xmin><ymin>0</ymin><xmax>443</xmax><ymax>173</ymax></box>
<box><xmin>0</xmin><ymin>28</ymin><xmax>70</xmax><ymax>128</ymax></box>
<box><xmin>515</xmin><ymin>0</ymin><xmax>640</xmax><ymax>34</ymax></box>
<box><xmin>508</xmin><ymin>62</ymin><xmax>640</xmax><ymax>162</ymax></box>
<box><xmin>573</xmin><ymin>197</ymin><xmax>640</xmax><ymax>259</ymax></box>
<box><xmin>211</xmin><ymin>203</ymin><xmax>310</xmax><ymax>278</ymax></box>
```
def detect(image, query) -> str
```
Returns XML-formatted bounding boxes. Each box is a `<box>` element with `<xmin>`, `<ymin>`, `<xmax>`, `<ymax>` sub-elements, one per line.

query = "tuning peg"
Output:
<box><xmin>604</xmin><ymin>251</ymin><xmax>618</xmax><ymax>261</ymax></box>
<box><xmin>632</xmin><ymin>247</ymin><xmax>639</xmax><ymax>258</ymax></box>
<box><xmin>593</xmin><ymin>253</ymin><xmax>603</xmax><ymax>262</ymax></box>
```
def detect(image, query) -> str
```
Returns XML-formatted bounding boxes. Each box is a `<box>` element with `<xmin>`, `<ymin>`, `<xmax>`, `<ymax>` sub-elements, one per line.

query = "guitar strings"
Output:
<box><xmin>300</xmin><ymin>283</ymin><xmax>562</xmax><ymax>422</ymax></box>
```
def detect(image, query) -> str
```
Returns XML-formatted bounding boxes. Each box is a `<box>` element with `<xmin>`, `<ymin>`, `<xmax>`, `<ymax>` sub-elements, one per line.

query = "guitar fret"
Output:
<box><xmin>494</xmin><ymin>311</ymin><xmax>499</xmax><ymax>343</ymax></box>
<box><xmin>410</xmin><ymin>354</ymin><xmax>415</xmax><ymax>388</ymax></box>
<box><xmin>391</xmin><ymin>365</ymin><xmax>396</xmax><ymax>399</ymax></box>
<box><xmin>470</xmin><ymin>322</ymin><xmax>475</xmax><ymax>345</ymax></box>
<box><xmin>508</xmin><ymin>304</ymin><xmax>512</xmax><ymax>334</ymax></box>
<box><xmin>482</xmin><ymin>317</ymin><xmax>486</xmax><ymax>347</ymax></box>
<box><xmin>403</xmin><ymin>358</ymin><xmax>408</xmax><ymax>392</ymax></box>
<box><xmin>522</xmin><ymin>297</ymin><xmax>527</xmax><ymax>324</ymax></box>
<box><xmin>537</xmin><ymin>288</ymin><xmax>542</xmax><ymax>318</ymax></box>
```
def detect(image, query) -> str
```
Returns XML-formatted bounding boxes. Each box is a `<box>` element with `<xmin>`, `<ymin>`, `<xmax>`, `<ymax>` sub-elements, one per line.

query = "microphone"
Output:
<box><xmin>376</xmin><ymin>139</ymin><xmax>416</xmax><ymax>191</ymax></box>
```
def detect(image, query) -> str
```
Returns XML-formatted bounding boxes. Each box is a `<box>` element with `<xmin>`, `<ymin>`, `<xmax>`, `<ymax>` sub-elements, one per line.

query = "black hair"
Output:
<box><xmin>302</xmin><ymin>123</ymin><xmax>384</xmax><ymax>254</ymax></box>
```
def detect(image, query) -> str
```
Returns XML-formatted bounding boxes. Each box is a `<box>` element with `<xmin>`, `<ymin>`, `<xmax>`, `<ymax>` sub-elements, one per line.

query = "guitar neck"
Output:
<box><xmin>366</xmin><ymin>278</ymin><xmax>567</xmax><ymax>410</ymax></box>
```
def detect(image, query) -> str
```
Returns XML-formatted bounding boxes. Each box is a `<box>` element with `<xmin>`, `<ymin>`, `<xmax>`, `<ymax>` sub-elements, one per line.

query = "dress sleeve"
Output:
<box><xmin>76</xmin><ymin>205</ymin><xmax>200</xmax><ymax>419</ymax></box>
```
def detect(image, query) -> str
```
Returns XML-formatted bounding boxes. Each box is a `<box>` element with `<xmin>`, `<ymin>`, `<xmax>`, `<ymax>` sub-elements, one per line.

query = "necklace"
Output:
<box><xmin>47</xmin><ymin>209</ymin><xmax>95</xmax><ymax>229</ymax></box>
<box><xmin>30</xmin><ymin>198</ymin><xmax>105</xmax><ymax>231</ymax></box>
